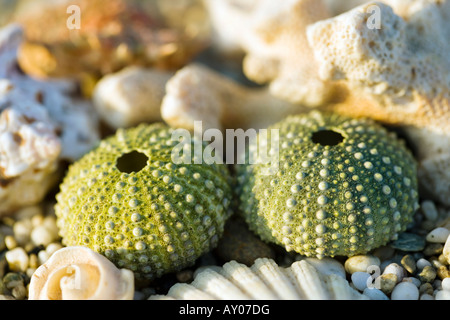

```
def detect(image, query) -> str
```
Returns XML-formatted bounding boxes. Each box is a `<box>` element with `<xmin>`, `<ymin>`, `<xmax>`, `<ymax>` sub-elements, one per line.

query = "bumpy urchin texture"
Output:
<box><xmin>236</xmin><ymin>111</ymin><xmax>419</xmax><ymax>259</ymax></box>
<box><xmin>55</xmin><ymin>123</ymin><xmax>233</xmax><ymax>282</ymax></box>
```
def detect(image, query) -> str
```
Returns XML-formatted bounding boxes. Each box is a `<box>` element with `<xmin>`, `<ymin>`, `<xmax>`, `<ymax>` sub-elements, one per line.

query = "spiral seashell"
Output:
<box><xmin>28</xmin><ymin>246</ymin><xmax>134</xmax><ymax>300</ymax></box>
<box><xmin>149</xmin><ymin>257</ymin><xmax>368</xmax><ymax>300</ymax></box>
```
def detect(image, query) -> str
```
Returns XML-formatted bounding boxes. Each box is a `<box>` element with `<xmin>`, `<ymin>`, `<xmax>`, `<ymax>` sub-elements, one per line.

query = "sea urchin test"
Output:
<box><xmin>236</xmin><ymin>111</ymin><xmax>419</xmax><ymax>258</ymax></box>
<box><xmin>55</xmin><ymin>123</ymin><xmax>233</xmax><ymax>282</ymax></box>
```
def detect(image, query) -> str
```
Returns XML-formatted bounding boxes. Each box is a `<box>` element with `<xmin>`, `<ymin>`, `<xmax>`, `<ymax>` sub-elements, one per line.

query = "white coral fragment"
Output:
<box><xmin>29</xmin><ymin>246</ymin><xmax>134</xmax><ymax>300</ymax></box>
<box><xmin>306</xmin><ymin>0</ymin><xmax>450</xmax><ymax>205</ymax></box>
<box><xmin>204</xmin><ymin>0</ymin><xmax>335</xmax><ymax>107</ymax></box>
<box><xmin>161</xmin><ymin>63</ymin><xmax>304</xmax><ymax>132</ymax></box>
<box><xmin>0</xmin><ymin>24</ymin><xmax>100</xmax><ymax>215</ymax></box>
<box><xmin>149</xmin><ymin>258</ymin><xmax>368</xmax><ymax>300</ymax></box>
<box><xmin>93</xmin><ymin>66</ymin><xmax>172</xmax><ymax>129</ymax></box>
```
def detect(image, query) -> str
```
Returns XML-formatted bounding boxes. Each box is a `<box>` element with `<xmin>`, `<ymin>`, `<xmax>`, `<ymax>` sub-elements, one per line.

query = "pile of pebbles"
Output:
<box><xmin>0</xmin><ymin>199</ymin><xmax>449</xmax><ymax>300</ymax></box>
<box><xmin>0</xmin><ymin>202</ymin><xmax>61</xmax><ymax>300</ymax></box>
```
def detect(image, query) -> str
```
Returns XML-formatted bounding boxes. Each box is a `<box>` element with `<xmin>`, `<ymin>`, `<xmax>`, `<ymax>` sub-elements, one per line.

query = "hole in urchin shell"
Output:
<box><xmin>116</xmin><ymin>151</ymin><xmax>148</xmax><ymax>173</ymax></box>
<box><xmin>311</xmin><ymin>130</ymin><xmax>344</xmax><ymax>146</ymax></box>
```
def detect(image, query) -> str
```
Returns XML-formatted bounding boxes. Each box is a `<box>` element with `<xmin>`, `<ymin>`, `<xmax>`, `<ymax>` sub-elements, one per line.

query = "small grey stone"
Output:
<box><xmin>421</xmin><ymin>200</ymin><xmax>439</xmax><ymax>221</ymax></box>
<box><xmin>391</xmin><ymin>282</ymin><xmax>420</xmax><ymax>300</ymax></box>
<box><xmin>351</xmin><ymin>272</ymin><xmax>371</xmax><ymax>291</ymax></box>
<box><xmin>390</xmin><ymin>233</ymin><xmax>426</xmax><ymax>252</ymax></box>
<box><xmin>416</xmin><ymin>258</ymin><xmax>432</xmax><ymax>270</ymax></box>
<box><xmin>419</xmin><ymin>293</ymin><xmax>434</xmax><ymax>300</ymax></box>
<box><xmin>363</xmin><ymin>287</ymin><xmax>389</xmax><ymax>300</ymax></box>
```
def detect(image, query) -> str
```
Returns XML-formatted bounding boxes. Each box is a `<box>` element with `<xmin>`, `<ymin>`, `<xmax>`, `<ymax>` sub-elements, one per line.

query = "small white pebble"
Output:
<box><xmin>5</xmin><ymin>247</ymin><xmax>29</xmax><ymax>272</ymax></box>
<box><xmin>391</xmin><ymin>282</ymin><xmax>419</xmax><ymax>300</ymax></box>
<box><xmin>345</xmin><ymin>255</ymin><xmax>380</xmax><ymax>274</ymax></box>
<box><xmin>435</xmin><ymin>290</ymin><xmax>450</xmax><ymax>300</ymax></box>
<box><xmin>46</xmin><ymin>242</ymin><xmax>63</xmax><ymax>255</ymax></box>
<box><xmin>13</xmin><ymin>220</ymin><xmax>32</xmax><ymax>245</ymax></box>
<box><xmin>441</xmin><ymin>278</ymin><xmax>450</xmax><ymax>291</ymax></box>
<box><xmin>416</xmin><ymin>258</ymin><xmax>432</xmax><ymax>270</ymax></box>
<box><xmin>421</xmin><ymin>200</ymin><xmax>438</xmax><ymax>221</ymax></box>
<box><xmin>426</xmin><ymin>227</ymin><xmax>450</xmax><ymax>243</ymax></box>
<box><xmin>37</xmin><ymin>250</ymin><xmax>50</xmax><ymax>265</ymax></box>
<box><xmin>31</xmin><ymin>225</ymin><xmax>56</xmax><ymax>246</ymax></box>
<box><xmin>351</xmin><ymin>272</ymin><xmax>371</xmax><ymax>291</ymax></box>
<box><xmin>382</xmin><ymin>263</ymin><xmax>406</xmax><ymax>283</ymax></box>
<box><xmin>363</xmin><ymin>287</ymin><xmax>389</xmax><ymax>300</ymax></box>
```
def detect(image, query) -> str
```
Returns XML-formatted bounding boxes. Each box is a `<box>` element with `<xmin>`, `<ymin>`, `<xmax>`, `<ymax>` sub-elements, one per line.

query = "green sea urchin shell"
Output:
<box><xmin>55</xmin><ymin>123</ymin><xmax>233</xmax><ymax>281</ymax></box>
<box><xmin>236</xmin><ymin>111</ymin><xmax>419</xmax><ymax>259</ymax></box>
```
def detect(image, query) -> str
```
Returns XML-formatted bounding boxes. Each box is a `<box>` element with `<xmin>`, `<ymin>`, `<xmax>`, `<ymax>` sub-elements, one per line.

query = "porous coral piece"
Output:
<box><xmin>15</xmin><ymin>0</ymin><xmax>208</xmax><ymax>81</ymax></box>
<box><xmin>93</xmin><ymin>66</ymin><xmax>172</xmax><ymax>129</ymax></box>
<box><xmin>161</xmin><ymin>63</ymin><xmax>305</xmax><ymax>132</ymax></box>
<box><xmin>28</xmin><ymin>246</ymin><xmax>134</xmax><ymax>300</ymax></box>
<box><xmin>322</xmin><ymin>0</ymin><xmax>369</xmax><ymax>16</ymax></box>
<box><xmin>306</xmin><ymin>0</ymin><xmax>450</xmax><ymax>205</ymax></box>
<box><xmin>0</xmin><ymin>24</ymin><xmax>99</xmax><ymax>215</ymax></box>
<box><xmin>204</xmin><ymin>0</ymin><xmax>335</xmax><ymax>107</ymax></box>
<box><xmin>0</xmin><ymin>24</ymin><xmax>100</xmax><ymax>161</ymax></box>
<box><xmin>0</xmin><ymin>80</ymin><xmax>61</xmax><ymax>214</ymax></box>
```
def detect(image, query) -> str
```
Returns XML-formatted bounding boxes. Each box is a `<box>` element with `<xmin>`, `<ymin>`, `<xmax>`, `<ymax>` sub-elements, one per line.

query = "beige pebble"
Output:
<box><xmin>31</xmin><ymin>225</ymin><xmax>56</xmax><ymax>246</ymax></box>
<box><xmin>15</xmin><ymin>206</ymin><xmax>43</xmax><ymax>221</ymax></box>
<box><xmin>37</xmin><ymin>250</ymin><xmax>50</xmax><ymax>265</ymax></box>
<box><xmin>426</xmin><ymin>227</ymin><xmax>450</xmax><ymax>243</ymax></box>
<box><xmin>344</xmin><ymin>255</ymin><xmax>380</xmax><ymax>274</ymax></box>
<box><xmin>4</xmin><ymin>235</ymin><xmax>17</xmax><ymax>250</ymax></box>
<box><xmin>12</xmin><ymin>219</ymin><xmax>32</xmax><ymax>246</ymax></box>
<box><xmin>46</xmin><ymin>242</ymin><xmax>63</xmax><ymax>255</ymax></box>
<box><xmin>5</xmin><ymin>247</ymin><xmax>29</xmax><ymax>272</ymax></box>
<box><xmin>379</xmin><ymin>273</ymin><xmax>397</xmax><ymax>294</ymax></box>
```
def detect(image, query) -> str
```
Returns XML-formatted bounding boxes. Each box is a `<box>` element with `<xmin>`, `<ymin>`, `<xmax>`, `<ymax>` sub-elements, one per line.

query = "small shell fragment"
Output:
<box><xmin>149</xmin><ymin>258</ymin><xmax>368</xmax><ymax>300</ymax></box>
<box><xmin>28</xmin><ymin>246</ymin><xmax>134</xmax><ymax>300</ymax></box>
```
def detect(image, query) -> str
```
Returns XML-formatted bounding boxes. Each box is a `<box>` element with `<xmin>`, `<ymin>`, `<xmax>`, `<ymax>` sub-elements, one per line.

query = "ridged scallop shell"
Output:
<box><xmin>149</xmin><ymin>258</ymin><xmax>368</xmax><ymax>300</ymax></box>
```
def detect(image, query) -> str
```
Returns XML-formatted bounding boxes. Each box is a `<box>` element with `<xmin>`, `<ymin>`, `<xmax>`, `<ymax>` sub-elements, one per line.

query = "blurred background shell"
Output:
<box><xmin>1</xmin><ymin>0</ymin><xmax>210</xmax><ymax>96</ymax></box>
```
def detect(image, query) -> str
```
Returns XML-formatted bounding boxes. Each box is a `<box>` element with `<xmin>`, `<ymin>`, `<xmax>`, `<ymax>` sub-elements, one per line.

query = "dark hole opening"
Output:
<box><xmin>116</xmin><ymin>151</ymin><xmax>148</xmax><ymax>173</ymax></box>
<box><xmin>311</xmin><ymin>129</ymin><xmax>344</xmax><ymax>146</ymax></box>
